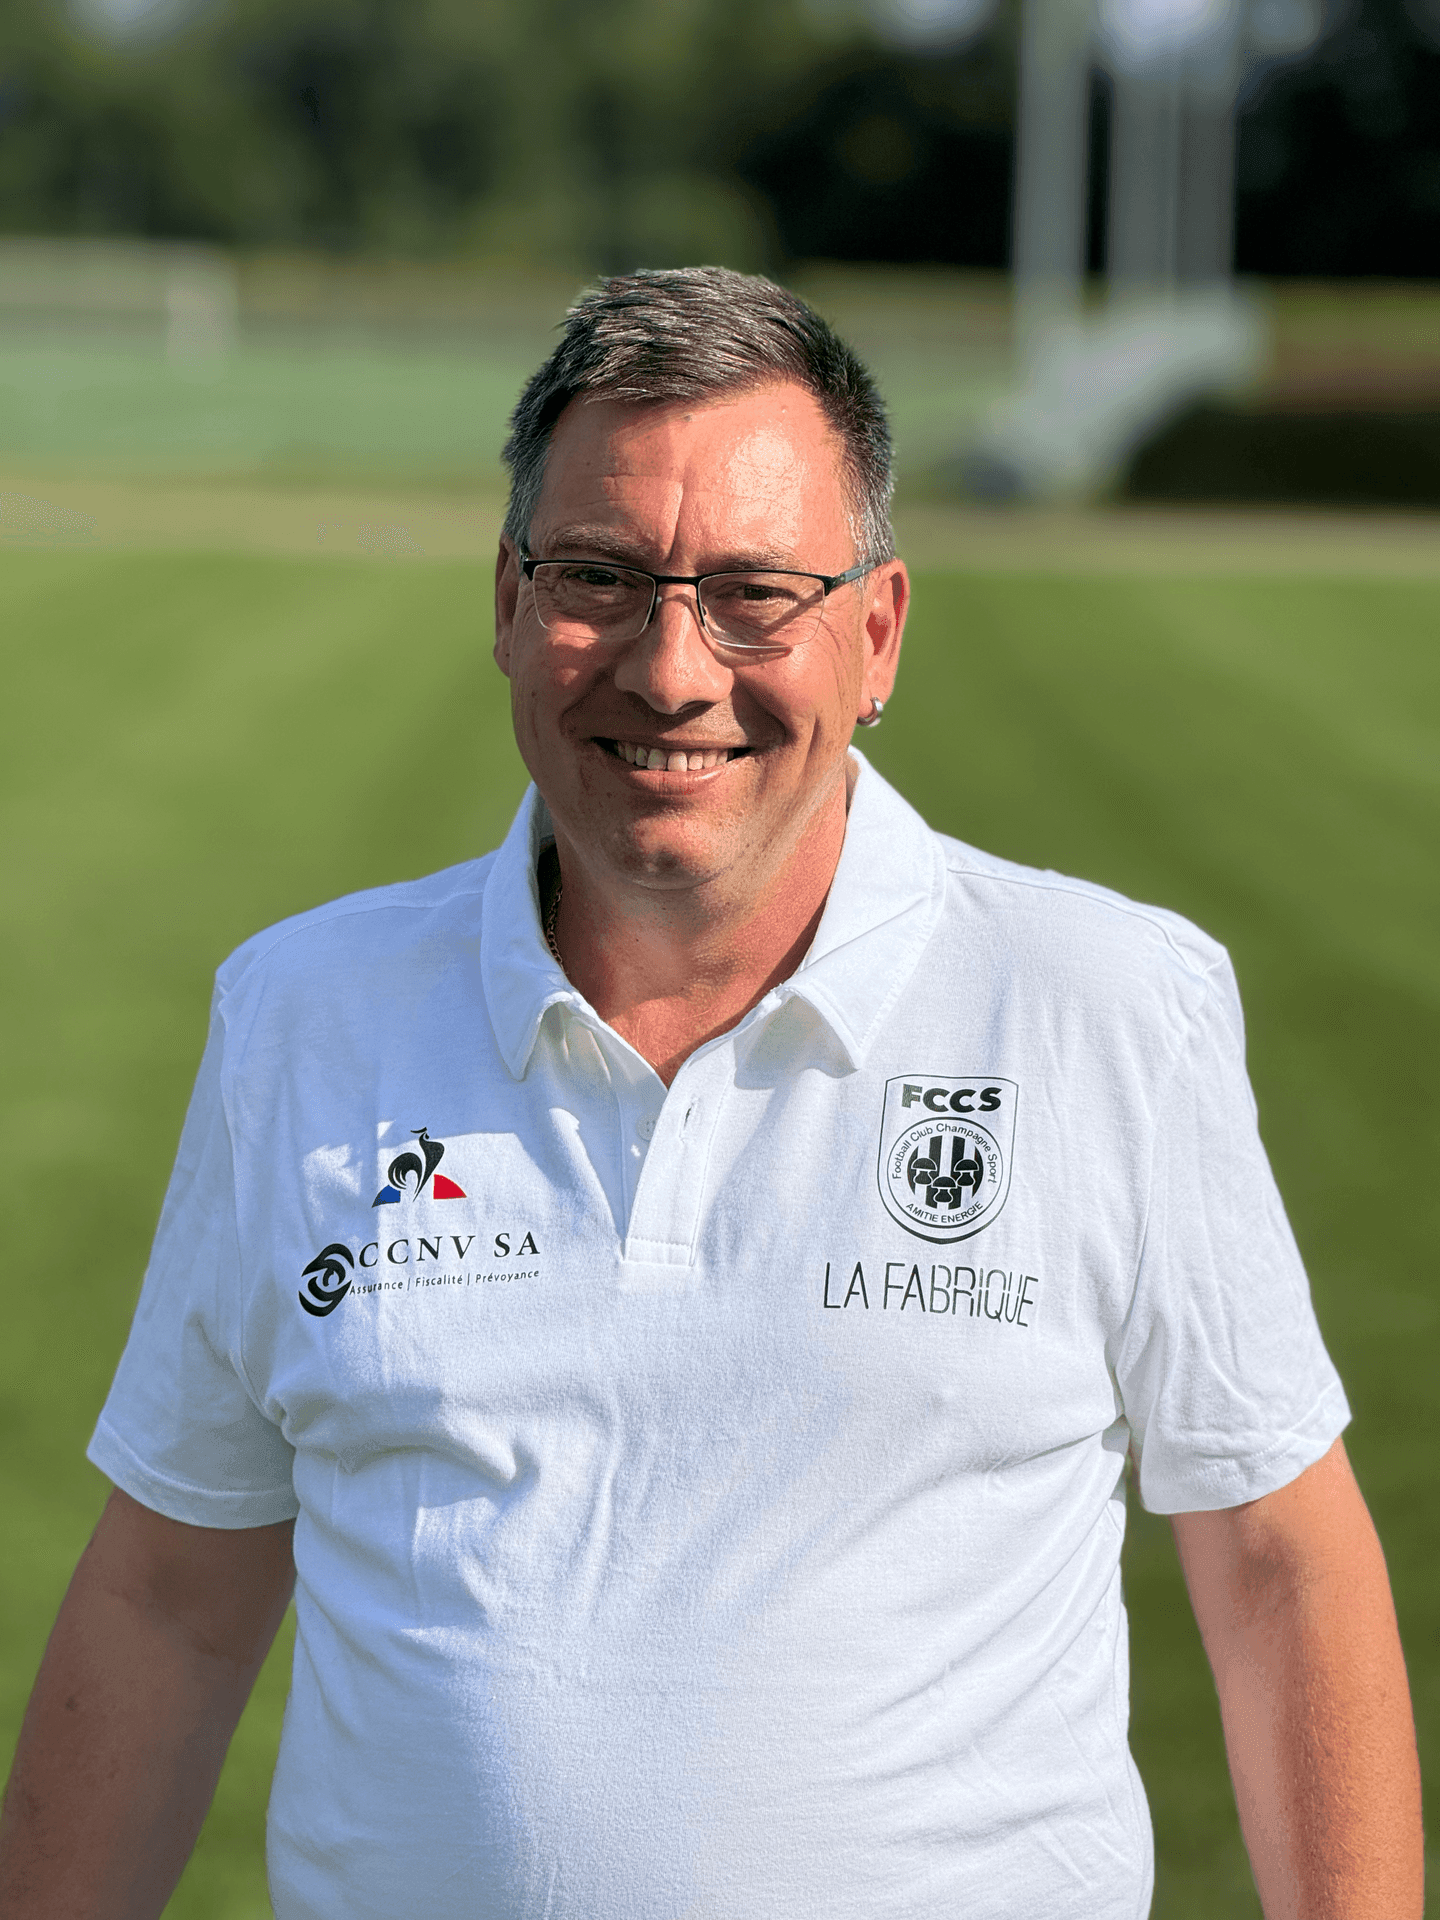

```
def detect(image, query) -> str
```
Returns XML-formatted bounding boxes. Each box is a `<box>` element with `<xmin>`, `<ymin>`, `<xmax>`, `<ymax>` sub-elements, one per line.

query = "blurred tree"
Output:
<box><xmin>0</xmin><ymin>0</ymin><xmax>222</xmax><ymax>235</ymax></box>
<box><xmin>1235</xmin><ymin>0</ymin><xmax>1440</xmax><ymax>275</ymax></box>
<box><xmin>215</xmin><ymin>0</ymin><xmax>508</xmax><ymax>248</ymax></box>
<box><xmin>732</xmin><ymin>31</ymin><xmax>1016</xmax><ymax>268</ymax></box>
<box><xmin>0</xmin><ymin>0</ymin><xmax>853</xmax><ymax>261</ymax></box>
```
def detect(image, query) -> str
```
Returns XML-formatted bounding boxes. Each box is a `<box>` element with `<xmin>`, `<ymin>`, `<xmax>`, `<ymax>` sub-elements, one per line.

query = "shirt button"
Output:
<box><xmin>636</xmin><ymin>1116</ymin><xmax>656</xmax><ymax>1140</ymax></box>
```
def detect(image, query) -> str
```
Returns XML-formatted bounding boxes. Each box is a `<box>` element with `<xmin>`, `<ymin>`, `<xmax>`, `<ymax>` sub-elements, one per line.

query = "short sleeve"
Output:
<box><xmin>87</xmin><ymin>989</ymin><xmax>299</xmax><ymax>1528</ymax></box>
<box><xmin>1115</xmin><ymin>958</ymin><xmax>1350</xmax><ymax>1514</ymax></box>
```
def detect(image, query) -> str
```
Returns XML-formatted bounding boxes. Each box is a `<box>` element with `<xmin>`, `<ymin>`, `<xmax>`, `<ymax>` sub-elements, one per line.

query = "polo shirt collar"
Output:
<box><xmin>480</xmin><ymin>750</ymin><xmax>947</xmax><ymax>1080</ymax></box>
<box><xmin>782</xmin><ymin>750</ymin><xmax>947</xmax><ymax>1068</ymax></box>
<box><xmin>480</xmin><ymin>784</ymin><xmax>578</xmax><ymax>1080</ymax></box>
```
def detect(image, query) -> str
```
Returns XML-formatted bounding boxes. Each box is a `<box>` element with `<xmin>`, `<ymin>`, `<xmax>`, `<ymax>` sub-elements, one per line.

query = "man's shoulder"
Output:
<box><xmin>215</xmin><ymin>852</ymin><xmax>499</xmax><ymax>1005</ymax></box>
<box><xmin>931</xmin><ymin>830</ymin><xmax>1229</xmax><ymax>992</ymax></box>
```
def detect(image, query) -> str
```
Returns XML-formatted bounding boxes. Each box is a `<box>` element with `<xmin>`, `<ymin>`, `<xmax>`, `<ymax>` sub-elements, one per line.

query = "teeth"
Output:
<box><xmin>613</xmin><ymin>741</ymin><xmax>736</xmax><ymax>769</ymax></box>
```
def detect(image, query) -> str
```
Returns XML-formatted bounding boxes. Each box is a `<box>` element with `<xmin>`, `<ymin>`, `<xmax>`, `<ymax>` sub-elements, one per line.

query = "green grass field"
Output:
<box><xmin>2</xmin><ymin>543</ymin><xmax>1437</xmax><ymax>1916</ymax></box>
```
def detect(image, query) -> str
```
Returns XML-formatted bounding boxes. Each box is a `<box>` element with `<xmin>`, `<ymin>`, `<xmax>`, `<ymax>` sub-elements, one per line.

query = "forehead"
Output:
<box><xmin>530</xmin><ymin>381</ymin><xmax>853</xmax><ymax>564</ymax></box>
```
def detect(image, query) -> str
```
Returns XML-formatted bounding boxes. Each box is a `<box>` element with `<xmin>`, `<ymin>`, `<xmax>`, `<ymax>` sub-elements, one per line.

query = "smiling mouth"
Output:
<box><xmin>603</xmin><ymin>739</ymin><xmax>751</xmax><ymax>772</ymax></box>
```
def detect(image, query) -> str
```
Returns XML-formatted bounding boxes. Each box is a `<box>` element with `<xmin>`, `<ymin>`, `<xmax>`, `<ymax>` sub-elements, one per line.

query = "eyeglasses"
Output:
<box><xmin>519</xmin><ymin>553</ymin><xmax>871</xmax><ymax>656</ymax></box>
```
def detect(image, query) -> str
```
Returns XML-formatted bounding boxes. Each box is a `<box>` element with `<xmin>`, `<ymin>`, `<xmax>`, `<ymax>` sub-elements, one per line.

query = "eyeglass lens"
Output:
<box><xmin>528</xmin><ymin>562</ymin><xmax>826</xmax><ymax>651</ymax></box>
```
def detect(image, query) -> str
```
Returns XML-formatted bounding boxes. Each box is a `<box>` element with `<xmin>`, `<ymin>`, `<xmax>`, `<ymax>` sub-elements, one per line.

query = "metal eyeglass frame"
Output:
<box><xmin>519</xmin><ymin>552</ymin><xmax>873</xmax><ymax>652</ymax></box>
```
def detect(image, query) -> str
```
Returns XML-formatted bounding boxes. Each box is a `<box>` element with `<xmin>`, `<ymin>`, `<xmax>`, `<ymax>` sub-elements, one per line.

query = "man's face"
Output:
<box><xmin>493</xmin><ymin>381</ymin><xmax>907</xmax><ymax>900</ymax></box>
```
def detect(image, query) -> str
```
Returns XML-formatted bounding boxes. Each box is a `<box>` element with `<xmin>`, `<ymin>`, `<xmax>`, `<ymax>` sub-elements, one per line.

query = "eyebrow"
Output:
<box><xmin>535</xmin><ymin>525</ymin><xmax>800</xmax><ymax>572</ymax></box>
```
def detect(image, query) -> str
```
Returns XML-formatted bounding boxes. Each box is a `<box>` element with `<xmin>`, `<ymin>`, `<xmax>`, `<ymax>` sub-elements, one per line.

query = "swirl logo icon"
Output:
<box><xmin>299</xmin><ymin>1241</ymin><xmax>355</xmax><ymax>1318</ymax></box>
<box><xmin>876</xmin><ymin>1076</ymin><xmax>1017</xmax><ymax>1243</ymax></box>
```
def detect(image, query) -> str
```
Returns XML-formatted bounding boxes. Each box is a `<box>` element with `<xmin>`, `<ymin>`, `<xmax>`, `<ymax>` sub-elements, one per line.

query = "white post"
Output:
<box><xmin>164</xmin><ymin>251</ymin><xmax>238</xmax><ymax>368</ymax></box>
<box><xmin>1105</xmin><ymin>0</ymin><xmax>1242</xmax><ymax>294</ymax></box>
<box><xmin>1011</xmin><ymin>0</ymin><xmax>1095</xmax><ymax>361</ymax></box>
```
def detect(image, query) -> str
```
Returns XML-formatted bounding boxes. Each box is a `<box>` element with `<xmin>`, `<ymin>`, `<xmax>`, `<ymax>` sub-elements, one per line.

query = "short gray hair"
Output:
<box><xmin>502</xmin><ymin>267</ymin><xmax>894</xmax><ymax>565</ymax></box>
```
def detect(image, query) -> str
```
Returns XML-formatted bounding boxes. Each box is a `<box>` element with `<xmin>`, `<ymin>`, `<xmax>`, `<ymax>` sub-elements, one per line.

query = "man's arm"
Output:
<box><xmin>0</xmin><ymin>1487</ymin><xmax>295</xmax><ymax>1920</ymax></box>
<box><xmin>1172</xmin><ymin>1438</ymin><xmax>1422</xmax><ymax>1920</ymax></box>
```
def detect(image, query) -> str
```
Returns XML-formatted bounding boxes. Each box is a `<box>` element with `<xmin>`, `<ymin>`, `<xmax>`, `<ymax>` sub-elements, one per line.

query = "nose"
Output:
<box><xmin>611</xmin><ymin>584</ymin><xmax>733</xmax><ymax>714</ymax></box>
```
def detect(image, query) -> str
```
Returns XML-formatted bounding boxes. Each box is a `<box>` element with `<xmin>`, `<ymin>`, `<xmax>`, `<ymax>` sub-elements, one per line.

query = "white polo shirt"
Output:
<box><xmin>90</xmin><ymin>753</ymin><xmax>1347</xmax><ymax>1920</ymax></box>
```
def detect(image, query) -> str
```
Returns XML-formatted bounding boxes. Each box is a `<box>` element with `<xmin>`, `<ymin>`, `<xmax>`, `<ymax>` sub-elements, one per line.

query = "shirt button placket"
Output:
<box><xmin>622</xmin><ymin>1053</ymin><xmax>728</xmax><ymax>1267</ymax></box>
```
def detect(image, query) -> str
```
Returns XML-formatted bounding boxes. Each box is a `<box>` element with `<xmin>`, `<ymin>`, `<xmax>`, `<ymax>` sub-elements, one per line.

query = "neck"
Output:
<box><xmin>547</xmin><ymin>772</ymin><xmax>851</xmax><ymax>1087</ymax></box>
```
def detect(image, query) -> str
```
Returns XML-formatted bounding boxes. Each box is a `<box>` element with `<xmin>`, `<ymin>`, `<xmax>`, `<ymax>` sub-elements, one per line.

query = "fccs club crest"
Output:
<box><xmin>876</xmin><ymin>1076</ymin><xmax>1017</xmax><ymax>1243</ymax></box>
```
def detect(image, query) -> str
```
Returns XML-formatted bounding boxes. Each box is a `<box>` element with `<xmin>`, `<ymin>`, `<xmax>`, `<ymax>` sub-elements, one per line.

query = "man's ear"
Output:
<box><xmin>858</xmin><ymin>558</ymin><xmax>909</xmax><ymax>718</ymax></box>
<box><xmin>494</xmin><ymin>536</ymin><xmax>520</xmax><ymax>676</ymax></box>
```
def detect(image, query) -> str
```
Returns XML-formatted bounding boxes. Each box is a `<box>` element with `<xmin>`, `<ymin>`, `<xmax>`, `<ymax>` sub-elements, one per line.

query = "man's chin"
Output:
<box><xmin>590</xmin><ymin>819</ymin><xmax>740</xmax><ymax>891</ymax></box>
<box><xmin>539</xmin><ymin>786</ymin><xmax>743</xmax><ymax>890</ymax></box>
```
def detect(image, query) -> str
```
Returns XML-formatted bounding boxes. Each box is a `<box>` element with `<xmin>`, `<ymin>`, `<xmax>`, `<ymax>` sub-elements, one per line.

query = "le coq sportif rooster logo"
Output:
<box><xmin>372</xmin><ymin>1126</ymin><xmax>467</xmax><ymax>1206</ymax></box>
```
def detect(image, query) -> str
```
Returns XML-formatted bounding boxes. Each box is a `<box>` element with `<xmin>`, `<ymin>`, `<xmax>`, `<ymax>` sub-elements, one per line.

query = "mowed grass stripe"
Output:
<box><xmin>2</xmin><ymin>553</ymin><xmax>1435</xmax><ymax>1918</ymax></box>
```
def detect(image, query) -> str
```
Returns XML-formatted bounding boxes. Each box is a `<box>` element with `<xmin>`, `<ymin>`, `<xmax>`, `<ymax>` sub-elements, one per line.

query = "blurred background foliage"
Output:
<box><xmin>0</xmin><ymin>0</ymin><xmax>827</xmax><ymax>266</ymax></box>
<box><xmin>0</xmin><ymin>0</ymin><xmax>1436</xmax><ymax>274</ymax></box>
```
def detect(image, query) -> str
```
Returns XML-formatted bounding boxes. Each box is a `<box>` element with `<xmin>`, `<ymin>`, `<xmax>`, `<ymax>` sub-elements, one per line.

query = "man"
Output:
<box><xmin>0</xmin><ymin>268</ymin><xmax>1421</xmax><ymax>1918</ymax></box>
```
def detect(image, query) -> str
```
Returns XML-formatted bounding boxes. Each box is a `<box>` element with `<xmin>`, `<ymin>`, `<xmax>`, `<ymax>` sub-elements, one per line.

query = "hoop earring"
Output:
<box><xmin>857</xmin><ymin>697</ymin><xmax>884</xmax><ymax>728</ymax></box>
